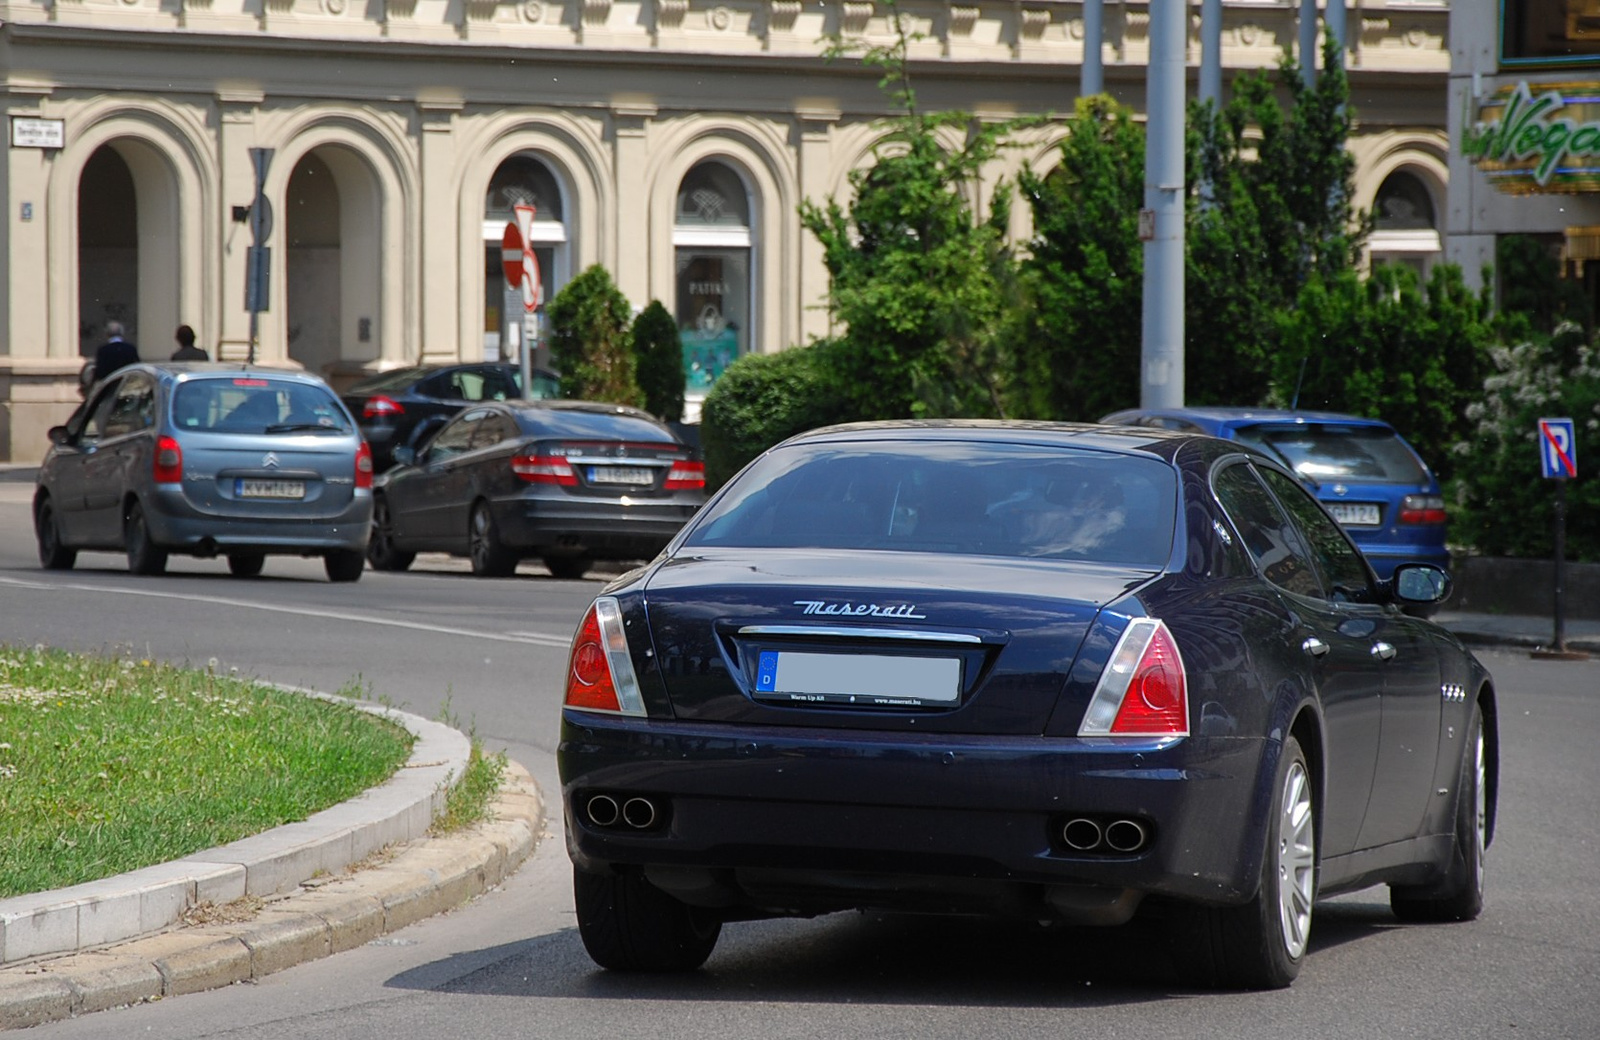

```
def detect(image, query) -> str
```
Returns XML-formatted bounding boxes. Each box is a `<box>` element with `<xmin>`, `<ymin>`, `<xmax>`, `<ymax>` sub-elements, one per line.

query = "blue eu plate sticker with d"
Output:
<box><xmin>756</xmin><ymin>651</ymin><xmax>778</xmax><ymax>692</ymax></box>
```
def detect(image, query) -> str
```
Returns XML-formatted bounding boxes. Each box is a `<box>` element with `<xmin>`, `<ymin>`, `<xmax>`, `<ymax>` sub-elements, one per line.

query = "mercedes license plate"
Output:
<box><xmin>753</xmin><ymin>651</ymin><xmax>961</xmax><ymax>707</ymax></box>
<box><xmin>237</xmin><ymin>478</ymin><xmax>305</xmax><ymax>500</ymax></box>
<box><xmin>1327</xmin><ymin>502</ymin><xmax>1381</xmax><ymax>526</ymax></box>
<box><xmin>589</xmin><ymin>465</ymin><xmax>654</xmax><ymax>485</ymax></box>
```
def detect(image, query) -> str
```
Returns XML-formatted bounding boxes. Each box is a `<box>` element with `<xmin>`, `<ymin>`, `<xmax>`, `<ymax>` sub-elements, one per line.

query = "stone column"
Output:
<box><xmin>610</xmin><ymin>102</ymin><xmax>656</xmax><ymax>307</ymax></box>
<box><xmin>418</xmin><ymin>97</ymin><xmax>464</xmax><ymax>363</ymax></box>
<box><xmin>795</xmin><ymin>105</ymin><xmax>839</xmax><ymax>346</ymax></box>
<box><xmin>217</xmin><ymin>89</ymin><xmax>265</xmax><ymax>363</ymax></box>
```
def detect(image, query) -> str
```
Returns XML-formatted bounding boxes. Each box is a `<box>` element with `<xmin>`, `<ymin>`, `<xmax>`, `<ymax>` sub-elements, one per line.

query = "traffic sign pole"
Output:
<box><xmin>1536</xmin><ymin>417</ymin><xmax>1585</xmax><ymax>658</ymax></box>
<box><xmin>514</xmin><ymin>204</ymin><xmax>540</xmax><ymax>400</ymax></box>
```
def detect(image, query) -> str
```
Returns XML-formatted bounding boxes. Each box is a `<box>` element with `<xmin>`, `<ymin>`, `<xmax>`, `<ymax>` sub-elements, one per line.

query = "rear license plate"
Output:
<box><xmin>589</xmin><ymin>465</ymin><xmax>654</xmax><ymax>485</ymax></box>
<box><xmin>236</xmin><ymin>478</ymin><xmax>305</xmax><ymax>500</ymax></box>
<box><xmin>1327</xmin><ymin>503</ymin><xmax>1381</xmax><ymax>526</ymax></box>
<box><xmin>753</xmin><ymin>651</ymin><xmax>961</xmax><ymax>707</ymax></box>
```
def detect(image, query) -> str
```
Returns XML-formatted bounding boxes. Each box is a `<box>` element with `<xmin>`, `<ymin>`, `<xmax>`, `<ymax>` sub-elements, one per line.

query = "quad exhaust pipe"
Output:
<box><xmin>1060</xmin><ymin>816</ymin><xmax>1151</xmax><ymax>854</ymax></box>
<box><xmin>583</xmin><ymin>792</ymin><xmax>665</xmax><ymax>831</ymax></box>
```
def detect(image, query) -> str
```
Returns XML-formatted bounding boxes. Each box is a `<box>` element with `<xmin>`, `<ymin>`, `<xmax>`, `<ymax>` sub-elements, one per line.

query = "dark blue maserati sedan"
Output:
<box><xmin>557</xmin><ymin>421</ymin><xmax>1496</xmax><ymax>989</ymax></box>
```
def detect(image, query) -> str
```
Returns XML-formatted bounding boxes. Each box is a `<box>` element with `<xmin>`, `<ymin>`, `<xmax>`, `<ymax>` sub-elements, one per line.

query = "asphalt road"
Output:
<box><xmin>2</xmin><ymin>492</ymin><xmax>1598</xmax><ymax>1038</ymax></box>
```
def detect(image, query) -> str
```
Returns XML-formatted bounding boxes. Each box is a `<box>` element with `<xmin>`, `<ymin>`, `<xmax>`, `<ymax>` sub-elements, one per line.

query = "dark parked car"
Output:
<box><xmin>1100</xmin><ymin>407</ymin><xmax>1450</xmax><ymax>578</ymax></box>
<box><xmin>558</xmin><ymin>421</ymin><xmax>1494</xmax><ymax>989</ymax></box>
<box><xmin>35</xmin><ymin>363</ymin><xmax>372</xmax><ymax>582</ymax></box>
<box><xmin>341</xmin><ymin>362</ymin><xmax>560</xmax><ymax>471</ymax></box>
<box><xmin>368</xmin><ymin>399</ymin><xmax>705</xmax><ymax>579</ymax></box>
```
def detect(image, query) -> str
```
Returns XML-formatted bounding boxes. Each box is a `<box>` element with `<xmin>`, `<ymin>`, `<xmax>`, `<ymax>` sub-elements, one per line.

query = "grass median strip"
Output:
<box><xmin>0</xmin><ymin>645</ymin><xmax>416</xmax><ymax>900</ymax></box>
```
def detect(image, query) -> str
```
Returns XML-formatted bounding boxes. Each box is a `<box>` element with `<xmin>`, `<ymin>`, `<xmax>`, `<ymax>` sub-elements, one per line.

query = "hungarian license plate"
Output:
<box><xmin>237</xmin><ymin>478</ymin><xmax>305</xmax><ymax>500</ymax></box>
<box><xmin>753</xmin><ymin>651</ymin><xmax>961</xmax><ymax>707</ymax></box>
<box><xmin>589</xmin><ymin>465</ymin><xmax>654</xmax><ymax>485</ymax></box>
<box><xmin>1327</xmin><ymin>502</ymin><xmax>1381</xmax><ymax>526</ymax></box>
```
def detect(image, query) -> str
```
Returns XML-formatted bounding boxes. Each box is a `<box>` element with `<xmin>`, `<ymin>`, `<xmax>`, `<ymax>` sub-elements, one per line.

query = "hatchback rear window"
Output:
<box><xmin>172</xmin><ymin>379</ymin><xmax>350</xmax><ymax>434</ymax></box>
<box><xmin>1235</xmin><ymin>425</ymin><xmax>1428</xmax><ymax>484</ymax></box>
<box><xmin>684</xmin><ymin>441</ymin><xmax>1177</xmax><ymax>566</ymax></box>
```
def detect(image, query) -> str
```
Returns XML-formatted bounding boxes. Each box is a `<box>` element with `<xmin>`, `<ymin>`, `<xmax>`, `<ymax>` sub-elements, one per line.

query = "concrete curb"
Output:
<box><xmin>0</xmin><ymin>702</ymin><xmax>545</xmax><ymax>1031</ymax></box>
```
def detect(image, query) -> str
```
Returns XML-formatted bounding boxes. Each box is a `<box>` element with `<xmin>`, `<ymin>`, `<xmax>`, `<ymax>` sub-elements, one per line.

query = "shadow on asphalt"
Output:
<box><xmin>387</xmin><ymin>898</ymin><xmax>1404</xmax><ymax>1006</ymax></box>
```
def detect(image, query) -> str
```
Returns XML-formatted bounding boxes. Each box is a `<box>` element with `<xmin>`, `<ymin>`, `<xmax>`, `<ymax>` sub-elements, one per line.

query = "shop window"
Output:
<box><xmin>675</xmin><ymin>162</ymin><xmax>754</xmax><ymax>393</ymax></box>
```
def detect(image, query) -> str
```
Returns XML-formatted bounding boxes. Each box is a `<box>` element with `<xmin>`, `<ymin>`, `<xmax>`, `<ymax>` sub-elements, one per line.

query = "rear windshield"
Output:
<box><xmin>683</xmin><ymin>441</ymin><xmax>1177</xmax><ymax>566</ymax></box>
<box><xmin>1235</xmin><ymin>424</ymin><xmax>1428</xmax><ymax>484</ymax></box>
<box><xmin>344</xmin><ymin>367</ymin><xmax>429</xmax><ymax>394</ymax></box>
<box><xmin>172</xmin><ymin>378</ymin><xmax>351</xmax><ymax>434</ymax></box>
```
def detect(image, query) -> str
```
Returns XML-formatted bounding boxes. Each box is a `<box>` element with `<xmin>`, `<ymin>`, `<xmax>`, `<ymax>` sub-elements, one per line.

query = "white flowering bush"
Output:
<box><xmin>1451</xmin><ymin>324</ymin><xmax>1600</xmax><ymax>559</ymax></box>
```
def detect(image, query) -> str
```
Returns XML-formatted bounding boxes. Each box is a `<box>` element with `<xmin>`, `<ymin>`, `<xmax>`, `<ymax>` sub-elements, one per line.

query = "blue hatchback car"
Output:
<box><xmin>1099</xmin><ymin>407</ymin><xmax>1449</xmax><ymax>578</ymax></box>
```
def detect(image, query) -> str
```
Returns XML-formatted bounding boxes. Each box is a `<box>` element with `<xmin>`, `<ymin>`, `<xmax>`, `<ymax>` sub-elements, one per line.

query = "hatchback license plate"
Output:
<box><xmin>1327</xmin><ymin>502</ymin><xmax>1381</xmax><ymax>526</ymax></box>
<box><xmin>754</xmin><ymin>651</ymin><xmax>961</xmax><ymax>706</ymax></box>
<box><xmin>589</xmin><ymin>465</ymin><xmax>654</xmax><ymax>485</ymax></box>
<box><xmin>237</xmin><ymin>479</ymin><xmax>305</xmax><ymax>500</ymax></box>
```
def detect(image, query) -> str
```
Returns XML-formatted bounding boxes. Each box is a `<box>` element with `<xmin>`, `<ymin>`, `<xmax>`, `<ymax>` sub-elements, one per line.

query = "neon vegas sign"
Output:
<box><xmin>1463</xmin><ymin>81</ymin><xmax>1600</xmax><ymax>193</ymax></box>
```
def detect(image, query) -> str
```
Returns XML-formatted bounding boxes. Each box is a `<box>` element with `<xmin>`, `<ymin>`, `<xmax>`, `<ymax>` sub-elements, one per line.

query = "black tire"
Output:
<box><xmin>469</xmin><ymin>501</ymin><xmax>518</xmax><ymax>577</ymax></box>
<box><xmin>227</xmin><ymin>552</ymin><xmax>265</xmax><ymax>578</ymax></box>
<box><xmin>1390</xmin><ymin>703</ymin><xmax>1487</xmax><ymax>922</ymax></box>
<box><xmin>34</xmin><ymin>495</ymin><xmax>76</xmax><ymax>571</ymax></box>
<box><xmin>367</xmin><ymin>498</ymin><xmax>416</xmax><ymax>572</ymax></box>
<box><xmin>543</xmin><ymin>555</ymin><xmax>591</xmax><ymax>581</ymax></box>
<box><xmin>124</xmin><ymin>501</ymin><xmax>168</xmax><ymax>576</ymax></box>
<box><xmin>573</xmin><ymin>867</ymin><xmax>721</xmax><ymax>972</ymax></box>
<box><xmin>1180</xmin><ymin>735</ymin><xmax>1315</xmax><ymax>989</ymax></box>
<box><xmin>325</xmin><ymin>549</ymin><xmax>365</xmax><ymax>583</ymax></box>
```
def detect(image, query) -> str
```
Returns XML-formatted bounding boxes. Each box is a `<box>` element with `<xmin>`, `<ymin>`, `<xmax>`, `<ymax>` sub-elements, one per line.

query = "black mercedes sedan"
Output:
<box><xmin>557</xmin><ymin>421</ymin><xmax>1496</xmax><ymax>989</ymax></box>
<box><xmin>368</xmin><ymin>399</ymin><xmax>704</xmax><ymax>579</ymax></box>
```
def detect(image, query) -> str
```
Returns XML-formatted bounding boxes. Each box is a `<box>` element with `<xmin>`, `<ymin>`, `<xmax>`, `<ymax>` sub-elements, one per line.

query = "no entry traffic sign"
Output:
<box><xmin>1539</xmin><ymin>417</ymin><xmax>1577</xmax><ymax>478</ymax></box>
<box><xmin>501</xmin><ymin>221</ymin><xmax>524</xmax><ymax>289</ymax></box>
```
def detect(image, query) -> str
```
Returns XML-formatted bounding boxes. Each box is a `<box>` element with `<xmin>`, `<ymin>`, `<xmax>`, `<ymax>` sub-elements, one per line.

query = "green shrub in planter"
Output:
<box><xmin>700</xmin><ymin>342</ymin><xmax>857</xmax><ymax>490</ymax></box>
<box><xmin>632</xmin><ymin>300</ymin><xmax>686</xmax><ymax>422</ymax></box>
<box><xmin>547</xmin><ymin>265</ymin><xmax>642</xmax><ymax>407</ymax></box>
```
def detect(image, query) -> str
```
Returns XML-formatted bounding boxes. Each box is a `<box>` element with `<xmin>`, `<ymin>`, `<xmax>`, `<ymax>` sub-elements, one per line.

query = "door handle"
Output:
<box><xmin>1301</xmin><ymin>637</ymin><xmax>1330</xmax><ymax>658</ymax></box>
<box><xmin>1370</xmin><ymin>641</ymin><xmax>1396</xmax><ymax>661</ymax></box>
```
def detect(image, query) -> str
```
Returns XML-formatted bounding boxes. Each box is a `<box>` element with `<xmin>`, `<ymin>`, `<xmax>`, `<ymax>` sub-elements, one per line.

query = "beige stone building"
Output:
<box><xmin>1</xmin><ymin>0</ymin><xmax>1449</xmax><ymax>462</ymax></box>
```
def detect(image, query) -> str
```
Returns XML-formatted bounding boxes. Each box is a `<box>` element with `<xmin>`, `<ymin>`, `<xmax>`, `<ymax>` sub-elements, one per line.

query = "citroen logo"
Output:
<box><xmin>262</xmin><ymin>452</ymin><xmax>281</xmax><ymax>469</ymax></box>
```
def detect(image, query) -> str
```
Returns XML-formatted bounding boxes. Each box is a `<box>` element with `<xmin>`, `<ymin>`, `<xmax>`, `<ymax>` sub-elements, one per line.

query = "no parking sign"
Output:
<box><xmin>1539</xmin><ymin>417</ymin><xmax>1577</xmax><ymax>478</ymax></box>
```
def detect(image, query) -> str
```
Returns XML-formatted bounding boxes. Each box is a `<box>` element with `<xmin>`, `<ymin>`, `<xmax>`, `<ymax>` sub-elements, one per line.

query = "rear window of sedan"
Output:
<box><xmin>1234</xmin><ymin>424</ymin><xmax>1429</xmax><ymax>484</ymax></box>
<box><xmin>172</xmin><ymin>378</ymin><xmax>351</xmax><ymax>434</ymax></box>
<box><xmin>684</xmin><ymin>441</ymin><xmax>1177</xmax><ymax>565</ymax></box>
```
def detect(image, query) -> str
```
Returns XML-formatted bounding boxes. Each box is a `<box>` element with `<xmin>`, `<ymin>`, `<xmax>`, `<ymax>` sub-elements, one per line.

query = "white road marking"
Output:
<box><xmin>0</xmin><ymin>575</ymin><xmax>572</xmax><ymax>648</ymax></box>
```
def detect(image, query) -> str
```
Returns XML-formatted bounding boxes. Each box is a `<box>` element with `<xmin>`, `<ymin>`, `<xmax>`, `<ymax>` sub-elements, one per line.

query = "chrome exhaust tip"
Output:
<box><xmin>1105</xmin><ymin>818</ymin><xmax>1149</xmax><ymax>853</ymax></box>
<box><xmin>622</xmin><ymin>797</ymin><xmax>658</xmax><ymax>830</ymax></box>
<box><xmin>585</xmin><ymin>794</ymin><xmax>620</xmax><ymax>828</ymax></box>
<box><xmin>1062</xmin><ymin>817</ymin><xmax>1104</xmax><ymax>851</ymax></box>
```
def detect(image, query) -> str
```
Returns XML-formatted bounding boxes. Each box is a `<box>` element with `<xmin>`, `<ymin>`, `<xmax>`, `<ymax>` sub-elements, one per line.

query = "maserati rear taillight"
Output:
<box><xmin>512</xmin><ymin>453</ymin><xmax>578</xmax><ymax>485</ymax></box>
<box><xmin>1079</xmin><ymin>618</ymin><xmax>1189</xmax><ymax>737</ymax></box>
<box><xmin>664</xmin><ymin>459</ymin><xmax>706</xmax><ymax>491</ymax></box>
<box><xmin>361</xmin><ymin>396</ymin><xmax>402</xmax><ymax>420</ymax></box>
<box><xmin>564</xmin><ymin>597</ymin><xmax>646</xmax><ymax>716</ymax></box>
<box><xmin>153</xmin><ymin>436</ymin><xmax>183</xmax><ymax>484</ymax></box>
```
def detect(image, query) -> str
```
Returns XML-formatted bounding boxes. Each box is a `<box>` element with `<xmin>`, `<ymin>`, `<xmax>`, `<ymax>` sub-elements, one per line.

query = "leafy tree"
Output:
<box><xmin>799</xmin><ymin>3</ymin><xmax>1029</xmax><ymax>419</ymax></box>
<box><xmin>1015</xmin><ymin>96</ymin><xmax>1145</xmax><ymax>421</ymax></box>
<box><xmin>1270</xmin><ymin>263</ymin><xmax>1495</xmax><ymax>482</ymax></box>
<box><xmin>631</xmin><ymin>300</ymin><xmax>686</xmax><ymax>422</ymax></box>
<box><xmin>1450</xmin><ymin>328</ymin><xmax>1600</xmax><ymax>560</ymax></box>
<box><xmin>1184</xmin><ymin>34</ymin><xmax>1365</xmax><ymax>405</ymax></box>
<box><xmin>546</xmin><ymin>265</ymin><xmax>642</xmax><ymax>406</ymax></box>
<box><xmin>1495</xmin><ymin>234</ymin><xmax>1593</xmax><ymax>339</ymax></box>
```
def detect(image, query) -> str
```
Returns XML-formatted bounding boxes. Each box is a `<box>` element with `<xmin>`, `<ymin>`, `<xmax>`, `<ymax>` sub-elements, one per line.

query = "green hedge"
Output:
<box><xmin>700</xmin><ymin>342</ymin><xmax>857</xmax><ymax>490</ymax></box>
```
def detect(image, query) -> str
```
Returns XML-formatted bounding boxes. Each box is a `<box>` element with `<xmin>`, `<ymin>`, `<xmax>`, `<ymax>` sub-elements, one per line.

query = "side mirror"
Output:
<box><xmin>48</xmin><ymin>425</ymin><xmax>71</xmax><ymax>446</ymax></box>
<box><xmin>1391</xmin><ymin>562</ymin><xmax>1451</xmax><ymax>605</ymax></box>
<box><xmin>392</xmin><ymin>445</ymin><xmax>416</xmax><ymax>468</ymax></box>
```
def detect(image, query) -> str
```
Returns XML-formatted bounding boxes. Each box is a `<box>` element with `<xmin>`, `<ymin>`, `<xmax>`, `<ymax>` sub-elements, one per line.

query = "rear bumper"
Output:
<box><xmin>1359</xmin><ymin>543</ymin><xmax>1452</xmax><ymax>579</ymax></box>
<box><xmin>494</xmin><ymin>496</ymin><xmax>697</xmax><ymax>560</ymax></box>
<box><xmin>145</xmin><ymin>487</ymin><xmax>372</xmax><ymax>555</ymax></box>
<box><xmin>559</xmin><ymin>711</ymin><xmax>1274</xmax><ymax>918</ymax></box>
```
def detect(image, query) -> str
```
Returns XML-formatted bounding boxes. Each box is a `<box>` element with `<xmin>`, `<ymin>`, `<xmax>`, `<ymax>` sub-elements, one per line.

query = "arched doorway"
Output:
<box><xmin>76</xmin><ymin>140</ymin><xmax>180</xmax><ymax>359</ymax></box>
<box><xmin>285</xmin><ymin>145</ymin><xmax>381</xmax><ymax>377</ymax></box>
<box><xmin>673</xmin><ymin>160</ymin><xmax>754</xmax><ymax>398</ymax></box>
<box><xmin>483</xmin><ymin>154</ymin><xmax>567</xmax><ymax>369</ymax></box>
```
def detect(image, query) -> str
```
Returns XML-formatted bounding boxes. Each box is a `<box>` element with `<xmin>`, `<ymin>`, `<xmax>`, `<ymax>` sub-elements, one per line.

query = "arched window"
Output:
<box><xmin>674</xmin><ymin>161</ymin><xmax>754</xmax><ymax>394</ymax></box>
<box><xmin>1369</xmin><ymin>169</ymin><xmax>1441</xmax><ymax>279</ymax></box>
<box><xmin>483</xmin><ymin>154</ymin><xmax>568</xmax><ymax>366</ymax></box>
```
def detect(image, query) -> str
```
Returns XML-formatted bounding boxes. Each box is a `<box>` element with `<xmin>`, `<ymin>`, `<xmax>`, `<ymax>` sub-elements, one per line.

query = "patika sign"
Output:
<box><xmin>1463</xmin><ymin>81</ymin><xmax>1600</xmax><ymax>194</ymax></box>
